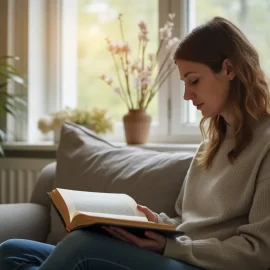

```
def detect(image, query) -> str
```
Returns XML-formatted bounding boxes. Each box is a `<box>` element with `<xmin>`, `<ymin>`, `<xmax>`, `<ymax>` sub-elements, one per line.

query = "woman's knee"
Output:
<box><xmin>0</xmin><ymin>239</ymin><xmax>26</xmax><ymax>268</ymax></box>
<box><xmin>64</xmin><ymin>230</ymin><xmax>108</xmax><ymax>243</ymax></box>
<box><xmin>59</xmin><ymin>230</ymin><xmax>105</xmax><ymax>249</ymax></box>
<box><xmin>0</xmin><ymin>239</ymin><xmax>23</xmax><ymax>258</ymax></box>
<box><xmin>65</xmin><ymin>229</ymin><xmax>90</xmax><ymax>240</ymax></box>
<box><xmin>58</xmin><ymin>230</ymin><xmax>124</xmax><ymax>255</ymax></box>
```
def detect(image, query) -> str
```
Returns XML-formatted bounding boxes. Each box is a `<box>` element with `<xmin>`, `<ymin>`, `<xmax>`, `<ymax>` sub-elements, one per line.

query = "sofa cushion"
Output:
<box><xmin>0</xmin><ymin>203</ymin><xmax>50</xmax><ymax>243</ymax></box>
<box><xmin>46</xmin><ymin>122</ymin><xmax>194</xmax><ymax>244</ymax></box>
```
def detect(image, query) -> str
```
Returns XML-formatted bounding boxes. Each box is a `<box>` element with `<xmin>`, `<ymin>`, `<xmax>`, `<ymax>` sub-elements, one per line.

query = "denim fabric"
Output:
<box><xmin>0</xmin><ymin>230</ymin><xmax>202</xmax><ymax>270</ymax></box>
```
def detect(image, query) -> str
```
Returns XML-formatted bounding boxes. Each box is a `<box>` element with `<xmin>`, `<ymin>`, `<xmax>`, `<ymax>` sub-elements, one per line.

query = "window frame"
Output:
<box><xmin>7</xmin><ymin>0</ymin><xmax>203</xmax><ymax>144</ymax></box>
<box><xmin>62</xmin><ymin>0</ymin><xmax>170</xmax><ymax>141</ymax></box>
<box><xmin>60</xmin><ymin>0</ymin><xmax>202</xmax><ymax>143</ymax></box>
<box><xmin>170</xmin><ymin>0</ymin><xmax>201</xmax><ymax>143</ymax></box>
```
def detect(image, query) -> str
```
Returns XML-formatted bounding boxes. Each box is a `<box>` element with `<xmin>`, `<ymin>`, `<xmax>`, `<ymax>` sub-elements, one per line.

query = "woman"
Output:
<box><xmin>1</xmin><ymin>16</ymin><xmax>270</xmax><ymax>270</ymax></box>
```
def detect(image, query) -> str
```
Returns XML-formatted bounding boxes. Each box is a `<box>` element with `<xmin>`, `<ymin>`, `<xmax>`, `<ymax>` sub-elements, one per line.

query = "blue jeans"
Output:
<box><xmin>0</xmin><ymin>230</ymin><xmax>201</xmax><ymax>270</ymax></box>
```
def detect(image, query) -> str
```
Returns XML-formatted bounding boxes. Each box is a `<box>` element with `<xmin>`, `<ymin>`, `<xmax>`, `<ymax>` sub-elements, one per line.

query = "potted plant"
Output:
<box><xmin>0</xmin><ymin>56</ymin><xmax>26</xmax><ymax>155</ymax></box>
<box><xmin>38</xmin><ymin>106</ymin><xmax>114</xmax><ymax>142</ymax></box>
<box><xmin>101</xmin><ymin>13</ymin><xmax>179</xmax><ymax>144</ymax></box>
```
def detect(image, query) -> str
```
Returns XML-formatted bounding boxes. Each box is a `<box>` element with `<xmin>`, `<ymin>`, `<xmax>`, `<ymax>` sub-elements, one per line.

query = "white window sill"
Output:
<box><xmin>2</xmin><ymin>141</ymin><xmax>199</xmax><ymax>153</ymax></box>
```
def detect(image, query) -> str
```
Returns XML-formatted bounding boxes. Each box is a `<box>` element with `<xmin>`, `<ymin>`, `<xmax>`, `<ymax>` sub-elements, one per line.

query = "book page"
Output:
<box><xmin>56</xmin><ymin>188</ymin><xmax>146</xmax><ymax>219</ymax></box>
<box><xmin>74</xmin><ymin>211</ymin><xmax>148</xmax><ymax>222</ymax></box>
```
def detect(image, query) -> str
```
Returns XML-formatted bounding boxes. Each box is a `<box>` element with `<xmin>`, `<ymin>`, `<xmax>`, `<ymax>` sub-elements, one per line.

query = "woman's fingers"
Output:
<box><xmin>137</xmin><ymin>204</ymin><xmax>149</xmax><ymax>213</ymax></box>
<box><xmin>108</xmin><ymin>227</ymin><xmax>157</xmax><ymax>248</ymax></box>
<box><xmin>103</xmin><ymin>226</ymin><xmax>166</xmax><ymax>254</ymax></box>
<box><xmin>103</xmin><ymin>227</ymin><xmax>132</xmax><ymax>243</ymax></box>
<box><xmin>145</xmin><ymin>231</ymin><xmax>163</xmax><ymax>241</ymax></box>
<box><xmin>109</xmin><ymin>227</ymin><xmax>143</xmax><ymax>245</ymax></box>
<box><xmin>137</xmin><ymin>204</ymin><xmax>158</xmax><ymax>222</ymax></box>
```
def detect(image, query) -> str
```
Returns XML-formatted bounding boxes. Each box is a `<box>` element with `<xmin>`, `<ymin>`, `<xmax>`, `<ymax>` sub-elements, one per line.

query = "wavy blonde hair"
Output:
<box><xmin>174</xmin><ymin>17</ymin><xmax>270</xmax><ymax>169</ymax></box>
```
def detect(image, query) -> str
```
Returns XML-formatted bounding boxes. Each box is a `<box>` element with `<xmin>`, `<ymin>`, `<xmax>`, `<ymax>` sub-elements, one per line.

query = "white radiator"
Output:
<box><xmin>0</xmin><ymin>158</ymin><xmax>54</xmax><ymax>204</ymax></box>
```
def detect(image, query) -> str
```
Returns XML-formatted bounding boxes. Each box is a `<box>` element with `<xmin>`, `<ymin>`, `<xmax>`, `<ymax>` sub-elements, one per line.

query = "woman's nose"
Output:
<box><xmin>183</xmin><ymin>87</ymin><xmax>195</xmax><ymax>101</ymax></box>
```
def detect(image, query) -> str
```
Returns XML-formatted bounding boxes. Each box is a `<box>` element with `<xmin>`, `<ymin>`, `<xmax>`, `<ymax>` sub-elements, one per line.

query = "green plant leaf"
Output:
<box><xmin>0</xmin><ymin>71</ymin><xmax>24</xmax><ymax>85</ymax></box>
<box><xmin>0</xmin><ymin>67</ymin><xmax>22</xmax><ymax>77</ymax></box>
<box><xmin>0</xmin><ymin>63</ymin><xmax>20</xmax><ymax>74</ymax></box>
<box><xmin>0</xmin><ymin>129</ymin><xmax>5</xmax><ymax>140</ymax></box>
<box><xmin>0</xmin><ymin>146</ymin><xmax>4</xmax><ymax>156</ymax></box>
<box><xmin>0</xmin><ymin>92</ymin><xmax>20</xmax><ymax>99</ymax></box>
<box><xmin>0</xmin><ymin>82</ymin><xmax>7</xmax><ymax>89</ymax></box>
<box><xmin>0</xmin><ymin>94</ymin><xmax>26</xmax><ymax>112</ymax></box>
<box><xmin>0</xmin><ymin>104</ymin><xmax>15</xmax><ymax>116</ymax></box>
<box><xmin>10</xmin><ymin>96</ymin><xmax>27</xmax><ymax>106</ymax></box>
<box><xmin>0</xmin><ymin>55</ymin><xmax>26</xmax><ymax>150</ymax></box>
<box><xmin>4</xmin><ymin>99</ymin><xmax>16</xmax><ymax>109</ymax></box>
<box><xmin>0</xmin><ymin>55</ymin><xmax>20</xmax><ymax>61</ymax></box>
<box><xmin>0</xmin><ymin>129</ymin><xmax>5</xmax><ymax>156</ymax></box>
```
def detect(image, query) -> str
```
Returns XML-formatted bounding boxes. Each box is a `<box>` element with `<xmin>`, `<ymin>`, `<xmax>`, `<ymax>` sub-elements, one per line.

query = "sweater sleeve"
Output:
<box><xmin>155</xmin><ymin>212</ymin><xmax>182</xmax><ymax>226</ymax></box>
<box><xmin>155</xmin><ymin>175</ymin><xmax>186</xmax><ymax>227</ymax></box>
<box><xmin>156</xmin><ymin>144</ymin><xmax>204</xmax><ymax>227</ymax></box>
<box><xmin>163</xmin><ymin>178</ymin><xmax>270</xmax><ymax>270</ymax></box>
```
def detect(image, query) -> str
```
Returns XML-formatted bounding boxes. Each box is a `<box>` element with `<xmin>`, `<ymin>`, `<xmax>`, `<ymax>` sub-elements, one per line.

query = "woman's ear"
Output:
<box><xmin>222</xmin><ymin>59</ymin><xmax>235</xmax><ymax>80</ymax></box>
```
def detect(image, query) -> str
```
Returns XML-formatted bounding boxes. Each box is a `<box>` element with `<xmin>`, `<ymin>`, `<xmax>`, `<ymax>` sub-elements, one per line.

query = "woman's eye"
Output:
<box><xmin>191</xmin><ymin>79</ymin><xmax>199</xmax><ymax>85</ymax></box>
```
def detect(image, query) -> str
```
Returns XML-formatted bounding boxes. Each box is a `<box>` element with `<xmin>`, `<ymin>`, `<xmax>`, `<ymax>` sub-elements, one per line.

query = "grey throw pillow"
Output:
<box><xmin>46</xmin><ymin>122</ymin><xmax>194</xmax><ymax>244</ymax></box>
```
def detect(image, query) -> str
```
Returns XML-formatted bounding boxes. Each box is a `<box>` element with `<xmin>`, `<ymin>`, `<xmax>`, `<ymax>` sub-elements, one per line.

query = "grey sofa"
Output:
<box><xmin>0</xmin><ymin>123</ymin><xmax>194</xmax><ymax>245</ymax></box>
<box><xmin>0</xmin><ymin>162</ymin><xmax>56</xmax><ymax>244</ymax></box>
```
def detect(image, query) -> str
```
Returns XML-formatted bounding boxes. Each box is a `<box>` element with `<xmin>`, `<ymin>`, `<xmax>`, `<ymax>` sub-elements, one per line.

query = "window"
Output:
<box><xmin>6</xmin><ymin>0</ymin><xmax>201</xmax><ymax>144</ymax></box>
<box><xmin>8</xmin><ymin>0</ymin><xmax>270</xmax><ymax>144</ymax></box>
<box><xmin>77</xmin><ymin>0</ymin><xmax>159</xmax><ymax>122</ymax></box>
<box><xmin>185</xmin><ymin>0</ymin><xmax>270</xmax><ymax>125</ymax></box>
<box><xmin>195</xmin><ymin>0</ymin><xmax>270</xmax><ymax>78</ymax></box>
<box><xmin>75</xmin><ymin>0</ymin><xmax>173</xmax><ymax>142</ymax></box>
<box><xmin>75</xmin><ymin>0</ymin><xmax>200</xmax><ymax>143</ymax></box>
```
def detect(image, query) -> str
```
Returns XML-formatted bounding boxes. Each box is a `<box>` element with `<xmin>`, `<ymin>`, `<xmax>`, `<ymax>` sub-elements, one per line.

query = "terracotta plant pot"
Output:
<box><xmin>123</xmin><ymin>109</ymin><xmax>151</xmax><ymax>144</ymax></box>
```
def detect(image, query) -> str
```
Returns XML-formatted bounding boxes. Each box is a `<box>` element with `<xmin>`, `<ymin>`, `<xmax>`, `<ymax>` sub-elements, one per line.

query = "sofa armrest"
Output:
<box><xmin>0</xmin><ymin>203</ymin><xmax>50</xmax><ymax>244</ymax></box>
<box><xmin>30</xmin><ymin>162</ymin><xmax>56</xmax><ymax>208</ymax></box>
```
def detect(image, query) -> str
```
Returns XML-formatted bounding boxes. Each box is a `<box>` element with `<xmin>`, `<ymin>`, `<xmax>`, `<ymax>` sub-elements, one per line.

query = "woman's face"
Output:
<box><xmin>176</xmin><ymin>59</ymin><xmax>235</xmax><ymax>123</ymax></box>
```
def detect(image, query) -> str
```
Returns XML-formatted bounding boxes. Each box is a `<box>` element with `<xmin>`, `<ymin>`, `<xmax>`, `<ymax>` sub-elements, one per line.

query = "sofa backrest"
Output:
<box><xmin>31</xmin><ymin>162</ymin><xmax>55</xmax><ymax>208</ymax></box>
<box><xmin>46</xmin><ymin>123</ymin><xmax>194</xmax><ymax>244</ymax></box>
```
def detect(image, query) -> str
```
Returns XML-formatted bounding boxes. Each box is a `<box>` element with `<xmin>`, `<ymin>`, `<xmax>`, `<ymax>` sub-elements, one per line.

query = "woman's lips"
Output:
<box><xmin>196</xmin><ymin>103</ymin><xmax>204</xmax><ymax>110</ymax></box>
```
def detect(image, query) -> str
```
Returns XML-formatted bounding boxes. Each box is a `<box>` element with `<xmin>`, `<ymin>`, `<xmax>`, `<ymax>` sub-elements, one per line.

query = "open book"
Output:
<box><xmin>48</xmin><ymin>188</ymin><xmax>183</xmax><ymax>238</ymax></box>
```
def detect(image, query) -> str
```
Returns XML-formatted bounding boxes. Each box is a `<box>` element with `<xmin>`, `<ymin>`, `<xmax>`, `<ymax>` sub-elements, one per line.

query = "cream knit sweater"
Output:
<box><xmin>157</xmin><ymin>116</ymin><xmax>270</xmax><ymax>270</ymax></box>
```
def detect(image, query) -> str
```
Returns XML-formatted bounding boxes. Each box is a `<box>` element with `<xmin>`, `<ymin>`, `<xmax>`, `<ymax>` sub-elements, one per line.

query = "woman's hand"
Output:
<box><xmin>103</xmin><ymin>226</ymin><xmax>166</xmax><ymax>254</ymax></box>
<box><xmin>137</xmin><ymin>204</ymin><xmax>158</xmax><ymax>223</ymax></box>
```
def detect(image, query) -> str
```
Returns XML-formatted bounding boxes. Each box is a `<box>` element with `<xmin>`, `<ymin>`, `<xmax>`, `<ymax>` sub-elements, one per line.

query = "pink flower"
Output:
<box><xmin>101</xmin><ymin>13</ymin><xmax>179</xmax><ymax>110</ymax></box>
<box><xmin>100</xmin><ymin>74</ymin><xmax>106</xmax><ymax>81</ymax></box>
<box><xmin>131</xmin><ymin>59</ymin><xmax>142</xmax><ymax>73</ymax></box>
<box><xmin>138</xmin><ymin>32</ymin><xmax>149</xmax><ymax>42</ymax></box>
<box><xmin>122</xmin><ymin>42</ymin><xmax>131</xmax><ymax>53</ymax></box>
<box><xmin>138</xmin><ymin>21</ymin><xmax>147</xmax><ymax>31</ymax></box>
<box><xmin>166</xmin><ymin>37</ymin><xmax>180</xmax><ymax>49</ymax></box>
<box><xmin>134</xmin><ymin>77</ymin><xmax>141</xmax><ymax>89</ymax></box>
<box><xmin>168</xmin><ymin>13</ymin><xmax>175</xmax><ymax>20</ymax></box>
<box><xmin>113</xmin><ymin>87</ymin><xmax>121</xmax><ymax>94</ymax></box>
<box><xmin>166</xmin><ymin>22</ymin><xmax>174</xmax><ymax>29</ymax></box>
<box><xmin>107</xmin><ymin>40</ymin><xmax>117</xmax><ymax>53</ymax></box>
<box><xmin>100</xmin><ymin>74</ymin><xmax>114</xmax><ymax>86</ymax></box>
<box><xmin>160</xmin><ymin>27</ymin><xmax>172</xmax><ymax>40</ymax></box>
<box><xmin>138</xmin><ymin>70</ymin><xmax>152</xmax><ymax>89</ymax></box>
<box><xmin>106</xmin><ymin>75</ymin><xmax>113</xmax><ymax>85</ymax></box>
